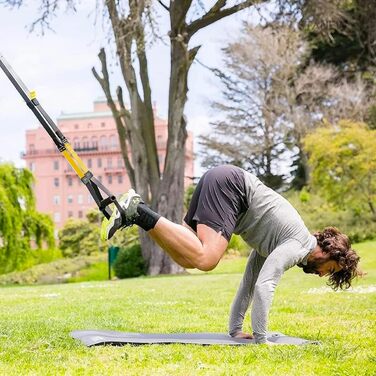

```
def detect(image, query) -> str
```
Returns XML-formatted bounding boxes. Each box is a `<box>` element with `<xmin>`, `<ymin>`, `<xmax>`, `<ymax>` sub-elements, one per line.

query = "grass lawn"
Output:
<box><xmin>0</xmin><ymin>241</ymin><xmax>375</xmax><ymax>375</ymax></box>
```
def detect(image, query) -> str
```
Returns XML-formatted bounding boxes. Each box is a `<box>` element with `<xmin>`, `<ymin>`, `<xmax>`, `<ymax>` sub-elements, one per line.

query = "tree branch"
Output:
<box><xmin>92</xmin><ymin>48</ymin><xmax>135</xmax><ymax>187</ymax></box>
<box><xmin>187</xmin><ymin>0</ymin><xmax>257</xmax><ymax>36</ymax></box>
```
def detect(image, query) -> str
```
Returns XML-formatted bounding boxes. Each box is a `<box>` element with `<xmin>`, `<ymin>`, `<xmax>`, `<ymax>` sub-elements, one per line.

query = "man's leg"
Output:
<box><xmin>148</xmin><ymin>218</ymin><xmax>228</xmax><ymax>271</ymax></box>
<box><xmin>102</xmin><ymin>165</ymin><xmax>247</xmax><ymax>271</ymax></box>
<box><xmin>101</xmin><ymin>190</ymin><xmax>228</xmax><ymax>271</ymax></box>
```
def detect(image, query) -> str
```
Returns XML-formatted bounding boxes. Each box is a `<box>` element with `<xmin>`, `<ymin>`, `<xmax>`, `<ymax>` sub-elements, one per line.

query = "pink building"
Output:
<box><xmin>23</xmin><ymin>99</ymin><xmax>194</xmax><ymax>231</ymax></box>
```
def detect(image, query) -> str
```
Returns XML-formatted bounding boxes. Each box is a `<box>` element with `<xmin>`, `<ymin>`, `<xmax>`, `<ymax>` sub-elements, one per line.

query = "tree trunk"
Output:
<box><xmin>94</xmin><ymin>0</ymin><xmax>259</xmax><ymax>275</ymax></box>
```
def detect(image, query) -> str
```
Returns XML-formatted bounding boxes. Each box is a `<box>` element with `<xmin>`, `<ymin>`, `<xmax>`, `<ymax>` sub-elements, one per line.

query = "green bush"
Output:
<box><xmin>0</xmin><ymin>254</ymin><xmax>106</xmax><ymax>285</ymax></box>
<box><xmin>284</xmin><ymin>190</ymin><xmax>376</xmax><ymax>243</ymax></box>
<box><xmin>58</xmin><ymin>218</ymin><xmax>107</xmax><ymax>257</ymax></box>
<box><xmin>113</xmin><ymin>244</ymin><xmax>147</xmax><ymax>279</ymax></box>
<box><xmin>227</xmin><ymin>234</ymin><xmax>250</xmax><ymax>257</ymax></box>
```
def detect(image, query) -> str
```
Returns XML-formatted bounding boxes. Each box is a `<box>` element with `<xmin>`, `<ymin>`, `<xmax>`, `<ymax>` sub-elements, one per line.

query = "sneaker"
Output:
<box><xmin>100</xmin><ymin>189</ymin><xmax>141</xmax><ymax>241</ymax></box>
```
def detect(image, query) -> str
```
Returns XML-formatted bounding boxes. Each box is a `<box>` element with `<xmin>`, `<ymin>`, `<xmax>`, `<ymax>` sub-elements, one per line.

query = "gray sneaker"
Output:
<box><xmin>100</xmin><ymin>189</ymin><xmax>141</xmax><ymax>241</ymax></box>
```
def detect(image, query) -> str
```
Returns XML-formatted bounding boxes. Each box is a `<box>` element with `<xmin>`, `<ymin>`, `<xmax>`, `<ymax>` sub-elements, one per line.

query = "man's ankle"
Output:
<box><xmin>135</xmin><ymin>203</ymin><xmax>161</xmax><ymax>231</ymax></box>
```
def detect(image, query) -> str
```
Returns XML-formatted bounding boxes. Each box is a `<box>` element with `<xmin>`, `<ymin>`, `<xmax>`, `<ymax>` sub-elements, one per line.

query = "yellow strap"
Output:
<box><xmin>64</xmin><ymin>143</ymin><xmax>89</xmax><ymax>173</ymax></box>
<box><xmin>29</xmin><ymin>91</ymin><xmax>37</xmax><ymax>100</ymax></box>
<box><xmin>61</xmin><ymin>142</ymin><xmax>88</xmax><ymax>179</ymax></box>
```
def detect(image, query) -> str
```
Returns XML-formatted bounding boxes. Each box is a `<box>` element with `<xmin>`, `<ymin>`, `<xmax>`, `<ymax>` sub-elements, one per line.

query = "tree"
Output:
<box><xmin>92</xmin><ymin>1</ymin><xmax>271</xmax><ymax>275</ymax></box>
<box><xmin>3</xmin><ymin>0</ymin><xmax>267</xmax><ymax>275</ymax></box>
<box><xmin>303</xmin><ymin>120</ymin><xmax>376</xmax><ymax>219</ymax></box>
<box><xmin>200</xmin><ymin>25</ymin><xmax>308</xmax><ymax>189</ymax></box>
<box><xmin>59</xmin><ymin>208</ymin><xmax>138</xmax><ymax>257</ymax></box>
<box><xmin>201</xmin><ymin>21</ymin><xmax>375</xmax><ymax>190</ymax></box>
<box><xmin>0</xmin><ymin>163</ymin><xmax>55</xmax><ymax>273</ymax></box>
<box><xmin>295</xmin><ymin>0</ymin><xmax>376</xmax><ymax>75</ymax></box>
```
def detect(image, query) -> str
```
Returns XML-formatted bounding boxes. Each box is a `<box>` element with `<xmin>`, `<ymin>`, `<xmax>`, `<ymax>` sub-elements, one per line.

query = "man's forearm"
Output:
<box><xmin>228</xmin><ymin>250</ymin><xmax>265</xmax><ymax>336</ymax></box>
<box><xmin>250</xmin><ymin>239</ymin><xmax>309</xmax><ymax>343</ymax></box>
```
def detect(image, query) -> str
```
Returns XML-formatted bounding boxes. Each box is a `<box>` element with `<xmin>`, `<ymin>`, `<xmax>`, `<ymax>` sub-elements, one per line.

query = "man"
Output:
<box><xmin>101</xmin><ymin>165</ymin><xmax>361</xmax><ymax>344</ymax></box>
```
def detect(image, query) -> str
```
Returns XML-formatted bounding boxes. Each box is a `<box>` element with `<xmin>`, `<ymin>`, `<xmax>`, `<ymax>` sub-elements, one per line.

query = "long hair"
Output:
<box><xmin>313</xmin><ymin>227</ymin><xmax>361</xmax><ymax>290</ymax></box>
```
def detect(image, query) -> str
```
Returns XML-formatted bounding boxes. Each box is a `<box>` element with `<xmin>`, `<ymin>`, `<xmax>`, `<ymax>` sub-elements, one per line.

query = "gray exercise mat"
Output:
<box><xmin>71</xmin><ymin>330</ymin><xmax>318</xmax><ymax>346</ymax></box>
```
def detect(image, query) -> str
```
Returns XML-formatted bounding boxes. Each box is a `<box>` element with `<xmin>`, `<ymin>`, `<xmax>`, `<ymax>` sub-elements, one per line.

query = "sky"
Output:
<box><xmin>0</xmin><ymin>1</ymin><xmax>261</xmax><ymax>174</ymax></box>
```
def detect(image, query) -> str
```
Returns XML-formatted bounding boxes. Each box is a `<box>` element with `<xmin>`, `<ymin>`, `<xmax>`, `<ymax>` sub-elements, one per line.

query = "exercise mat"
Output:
<box><xmin>71</xmin><ymin>330</ymin><xmax>319</xmax><ymax>347</ymax></box>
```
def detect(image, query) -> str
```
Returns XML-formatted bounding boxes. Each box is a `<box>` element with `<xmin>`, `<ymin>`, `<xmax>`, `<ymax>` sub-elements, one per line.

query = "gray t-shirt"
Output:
<box><xmin>229</xmin><ymin>171</ymin><xmax>317</xmax><ymax>343</ymax></box>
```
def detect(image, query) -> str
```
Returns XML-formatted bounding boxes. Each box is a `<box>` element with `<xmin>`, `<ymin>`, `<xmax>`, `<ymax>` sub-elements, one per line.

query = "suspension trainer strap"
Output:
<box><xmin>0</xmin><ymin>53</ymin><xmax>125</xmax><ymax>220</ymax></box>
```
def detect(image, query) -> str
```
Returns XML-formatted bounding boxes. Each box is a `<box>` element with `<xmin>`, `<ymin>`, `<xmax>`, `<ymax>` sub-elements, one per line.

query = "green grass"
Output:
<box><xmin>0</xmin><ymin>241</ymin><xmax>375</xmax><ymax>375</ymax></box>
<box><xmin>68</xmin><ymin>262</ymin><xmax>109</xmax><ymax>283</ymax></box>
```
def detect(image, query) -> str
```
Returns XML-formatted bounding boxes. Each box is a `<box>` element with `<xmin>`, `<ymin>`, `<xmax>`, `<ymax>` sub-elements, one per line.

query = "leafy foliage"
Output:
<box><xmin>200</xmin><ymin>25</ymin><xmax>303</xmax><ymax>189</ymax></box>
<box><xmin>0</xmin><ymin>163</ymin><xmax>55</xmax><ymax>273</ymax></box>
<box><xmin>285</xmin><ymin>190</ymin><xmax>376</xmax><ymax>243</ymax></box>
<box><xmin>303</xmin><ymin>120</ymin><xmax>376</xmax><ymax>218</ymax></box>
<box><xmin>227</xmin><ymin>234</ymin><xmax>250</xmax><ymax>257</ymax></box>
<box><xmin>58</xmin><ymin>208</ymin><xmax>139</xmax><ymax>258</ymax></box>
<box><xmin>300</xmin><ymin>0</ymin><xmax>376</xmax><ymax>76</ymax></box>
<box><xmin>58</xmin><ymin>218</ymin><xmax>104</xmax><ymax>257</ymax></box>
<box><xmin>184</xmin><ymin>184</ymin><xmax>196</xmax><ymax>212</ymax></box>
<box><xmin>113</xmin><ymin>244</ymin><xmax>147</xmax><ymax>279</ymax></box>
<box><xmin>0</xmin><ymin>254</ymin><xmax>105</xmax><ymax>285</ymax></box>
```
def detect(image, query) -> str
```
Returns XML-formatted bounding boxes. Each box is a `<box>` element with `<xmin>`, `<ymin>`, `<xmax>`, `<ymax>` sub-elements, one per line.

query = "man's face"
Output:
<box><xmin>301</xmin><ymin>259</ymin><xmax>342</xmax><ymax>277</ymax></box>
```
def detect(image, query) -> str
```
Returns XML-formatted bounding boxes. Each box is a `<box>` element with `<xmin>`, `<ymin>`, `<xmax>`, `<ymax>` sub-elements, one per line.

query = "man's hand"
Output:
<box><xmin>233</xmin><ymin>331</ymin><xmax>253</xmax><ymax>339</ymax></box>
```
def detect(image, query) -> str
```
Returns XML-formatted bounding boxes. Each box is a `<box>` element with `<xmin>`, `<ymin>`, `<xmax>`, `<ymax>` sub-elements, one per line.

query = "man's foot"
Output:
<box><xmin>100</xmin><ymin>189</ymin><xmax>141</xmax><ymax>241</ymax></box>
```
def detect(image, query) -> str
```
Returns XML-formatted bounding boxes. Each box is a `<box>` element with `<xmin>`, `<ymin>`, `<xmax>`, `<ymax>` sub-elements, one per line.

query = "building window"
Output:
<box><xmin>53</xmin><ymin>195</ymin><xmax>60</xmax><ymax>205</ymax></box>
<box><xmin>78</xmin><ymin>210</ymin><xmax>83</xmax><ymax>218</ymax></box>
<box><xmin>117</xmin><ymin>158</ymin><xmax>123</xmax><ymax>168</ymax></box>
<box><xmin>108</xmin><ymin>175</ymin><xmax>112</xmax><ymax>185</ymax></box>
<box><xmin>74</xmin><ymin>124</ymin><xmax>79</xmax><ymax>130</ymax></box>
<box><xmin>53</xmin><ymin>160</ymin><xmax>59</xmax><ymax>170</ymax></box>
<box><xmin>54</xmin><ymin>212</ymin><xmax>61</xmax><ymax>223</ymax></box>
<box><xmin>99</xmin><ymin>136</ymin><xmax>107</xmax><ymax>150</ymax></box>
<box><xmin>91</xmin><ymin>137</ymin><xmax>98</xmax><ymax>148</ymax></box>
<box><xmin>77</xmin><ymin>194</ymin><xmax>83</xmax><ymax>204</ymax></box>
<box><xmin>117</xmin><ymin>175</ymin><xmax>123</xmax><ymax>184</ymax></box>
<box><xmin>67</xmin><ymin>195</ymin><xmax>73</xmax><ymax>204</ymax></box>
<box><xmin>107</xmin><ymin>158</ymin><xmax>112</xmax><ymax>168</ymax></box>
<box><xmin>87</xmin><ymin>159</ymin><xmax>92</xmax><ymax>168</ymax></box>
<box><xmin>29</xmin><ymin>162</ymin><xmax>35</xmax><ymax>172</ymax></box>
<box><xmin>109</xmin><ymin>135</ymin><xmax>117</xmax><ymax>149</ymax></box>
<box><xmin>97</xmin><ymin>158</ymin><xmax>102</xmax><ymax>168</ymax></box>
<box><xmin>67</xmin><ymin>177</ymin><xmax>73</xmax><ymax>186</ymax></box>
<box><xmin>82</xmin><ymin>137</ymin><xmax>89</xmax><ymax>148</ymax></box>
<box><xmin>101</xmin><ymin>122</ymin><xmax>106</xmax><ymax>128</ymax></box>
<box><xmin>68</xmin><ymin>211</ymin><xmax>73</xmax><ymax>218</ymax></box>
<box><xmin>54</xmin><ymin>178</ymin><xmax>59</xmax><ymax>187</ymax></box>
<box><xmin>73</xmin><ymin>138</ymin><xmax>80</xmax><ymax>148</ymax></box>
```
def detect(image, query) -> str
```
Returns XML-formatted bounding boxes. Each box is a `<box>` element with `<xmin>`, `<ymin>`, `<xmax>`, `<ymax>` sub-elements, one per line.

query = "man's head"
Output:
<box><xmin>302</xmin><ymin>227</ymin><xmax>361</xmax><ymax>290</ymax></box>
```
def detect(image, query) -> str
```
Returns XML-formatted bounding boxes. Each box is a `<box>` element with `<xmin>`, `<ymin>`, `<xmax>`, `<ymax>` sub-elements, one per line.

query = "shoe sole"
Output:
<box><xmin>100</xmin><ymin>193</ymin><xmax>129</xmax><ymax>241</ymax></box>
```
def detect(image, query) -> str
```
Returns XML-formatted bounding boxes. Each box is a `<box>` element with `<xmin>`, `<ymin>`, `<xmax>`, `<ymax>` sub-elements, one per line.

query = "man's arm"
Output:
<box><xmin>251</xmin><ymin>239</ymin><xmax>309</xmax><ymax>343</ymax></box>
<box><xmin>228</xmin><ymin>250</ymin><xmax>266</xmax><ymax>337</ymax></box>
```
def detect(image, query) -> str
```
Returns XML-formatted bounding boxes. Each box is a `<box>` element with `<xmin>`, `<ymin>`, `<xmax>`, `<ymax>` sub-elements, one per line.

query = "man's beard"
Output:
<box><xmin>298</xmin><ymin>259</ymin><xmax>323</xmax><ymax>275</ymax></box>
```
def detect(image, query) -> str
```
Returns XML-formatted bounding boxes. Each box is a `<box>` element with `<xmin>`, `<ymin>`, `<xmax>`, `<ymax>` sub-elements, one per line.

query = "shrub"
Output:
<box><xmin>113</xmin><ymin>244</ymin><xmax>147</xmax><ymax>279</ymax></box>
<box><xmin>227</xmin><ymin>234</ymin><xmax>250</xmax><ymax>257</ymax></box>
<box><xmin>0</xmin><ymin>254</ymin><xmax>106</xmax><ymax>285</ymax></box>
<box><xmin>284</xmin><ymin>190</ymin><xmax>376</xmax><ymax>243</ymax></box>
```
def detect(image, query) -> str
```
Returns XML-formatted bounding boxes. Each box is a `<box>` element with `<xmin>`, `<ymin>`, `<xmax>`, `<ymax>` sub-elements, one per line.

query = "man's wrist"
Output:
<box><xmin>253</xmin><ymin>332</ymin><xmax>267</xmax><ymax>344</ymax></box>
<box><xmin>229</xmin><ymin>329</ymin><xmax>242</xmax><ymax>337</ymax></box>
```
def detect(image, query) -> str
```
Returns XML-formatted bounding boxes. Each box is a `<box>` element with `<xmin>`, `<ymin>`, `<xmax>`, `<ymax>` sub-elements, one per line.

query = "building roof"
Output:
<box><xmin>57</xmin><ymin>111</ymin><xmax>113</xmax><ymax>120</ymax></box>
